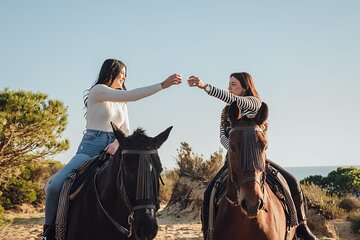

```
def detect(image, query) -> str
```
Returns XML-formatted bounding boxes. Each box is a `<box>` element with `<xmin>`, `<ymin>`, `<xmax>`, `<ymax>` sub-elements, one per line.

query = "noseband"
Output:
<box><xmin>226</xmin><ymin>171</ymin><xmax>266</xmax><ymax>208</ymax></box>
<box><xmin>94</xmin><ymin>149</ymin><xmax>160</xmax><ymax>237</ymax></box>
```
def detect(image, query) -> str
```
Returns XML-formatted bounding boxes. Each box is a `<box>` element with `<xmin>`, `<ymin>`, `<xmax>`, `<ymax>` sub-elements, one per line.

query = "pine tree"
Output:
<box><xmin>0</xmin><ymin>88</ymin><xmax>69</xmax><ymax>181</ymax></box>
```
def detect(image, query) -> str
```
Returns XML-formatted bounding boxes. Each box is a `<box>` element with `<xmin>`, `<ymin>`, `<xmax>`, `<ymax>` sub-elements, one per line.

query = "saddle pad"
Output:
<box><xmin>212</xmin><ymin>164</ymin><xmax>298</xmax><ymax>227</ymax></box>
<box><xmin>265</xmin><ymin>164</ymin><xmax>298</xmax><ymax>227</ymax></box>
<box><xmin>55</xmin><ymin>154</ymin><xmax>111</xmax><ymax>240</ymax></box>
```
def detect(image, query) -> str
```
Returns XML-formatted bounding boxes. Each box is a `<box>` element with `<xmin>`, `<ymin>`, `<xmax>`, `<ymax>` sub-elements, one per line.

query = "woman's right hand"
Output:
<box><xmin>161</xmin><ymin>74</ymin><xmax>182</xmax><ymax>89</ymax></box>
<box><xmin>104</xmin><ymin>140</ymin><xmax>119</xmax><ymax>155</ymax></box>
<box><xmin>187</xmin><ymin>75</ymin><xmax>207</xmax><ymax>89</ymax></box>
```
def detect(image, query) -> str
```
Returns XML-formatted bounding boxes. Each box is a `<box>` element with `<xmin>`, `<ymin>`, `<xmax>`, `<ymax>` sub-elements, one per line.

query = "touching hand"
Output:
<box><xmin>105</xmin><ymin>140</ymin><xmax>119</xmax><ymax>155</ymax></box>
<box><xmin>187</xmin><ymin>75</ymin><xmax>206</xmax><ymax>89</ymax></box>
<box><xmin>161</xmin><ymin>73</ymin><xmax>182</xmax><ymax>89</ymax></box>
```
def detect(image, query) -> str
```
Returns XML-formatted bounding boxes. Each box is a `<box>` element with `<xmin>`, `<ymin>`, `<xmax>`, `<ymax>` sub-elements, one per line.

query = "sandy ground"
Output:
<box><xmin>0</xmin><ymin>210</ymin><xmax>202</xmax><ymax>240</ymax></box>
<box><xmin>0</xmin><ymin>210</ymin><xmax>358</xmax><ymax>240</ymax></box>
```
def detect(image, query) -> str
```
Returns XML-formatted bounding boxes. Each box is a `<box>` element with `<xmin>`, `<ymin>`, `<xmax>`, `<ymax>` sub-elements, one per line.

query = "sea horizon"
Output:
<box><xmin>284</xmin><ymin>165</ymin><xmax>359</xmax><ymax>181</ymax></box>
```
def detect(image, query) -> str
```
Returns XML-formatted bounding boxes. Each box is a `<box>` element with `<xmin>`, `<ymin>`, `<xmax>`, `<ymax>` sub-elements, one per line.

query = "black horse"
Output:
<box><xmin>62</xmin><ymin>123</ymin><xmax>172</xmax><ymax>240</ymax></box>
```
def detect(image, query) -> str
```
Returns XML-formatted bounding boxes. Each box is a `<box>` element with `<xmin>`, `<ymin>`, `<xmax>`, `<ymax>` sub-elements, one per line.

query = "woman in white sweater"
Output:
<box><xmin>43</xmin><ymin>58</ymin><xmax>182</xmax><ymax>237</ymax></box>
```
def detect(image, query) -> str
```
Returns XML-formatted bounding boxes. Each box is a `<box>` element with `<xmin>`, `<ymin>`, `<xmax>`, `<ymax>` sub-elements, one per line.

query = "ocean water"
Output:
<box><xmin>284</xmin><ymin>165</ymin><xmax>360</xmax><ymax>181</ymax></box>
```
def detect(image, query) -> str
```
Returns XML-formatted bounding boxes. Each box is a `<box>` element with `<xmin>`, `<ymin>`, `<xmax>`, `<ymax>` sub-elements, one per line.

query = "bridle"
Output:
<box><xmin>225</xmin><ymin>171</ymin><xmax>266</xmax><ymax>209</ymax></box>
<box><xmin>94</xmin><ymin>149</ymin><xmax>160</xmax><ymax>237</ymax></box>
<box><xmin>225</xmin><ymin>126</ymin><xmax>267</xmax><ymax>211</ymax></box>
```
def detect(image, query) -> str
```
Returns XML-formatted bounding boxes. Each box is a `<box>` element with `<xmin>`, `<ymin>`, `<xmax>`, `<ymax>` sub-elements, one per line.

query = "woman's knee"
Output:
<box><xmin>45</xmin><ymin>180</ymin><xmax>63</xmax><ymax>197</ymax></box>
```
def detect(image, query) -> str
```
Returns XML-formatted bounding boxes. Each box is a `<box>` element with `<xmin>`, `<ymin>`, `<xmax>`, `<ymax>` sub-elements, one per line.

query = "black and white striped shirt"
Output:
<box><xmin>205</xmin><ymin>84</ymin><xmax>262</xmax><ymax>150</ymax></box>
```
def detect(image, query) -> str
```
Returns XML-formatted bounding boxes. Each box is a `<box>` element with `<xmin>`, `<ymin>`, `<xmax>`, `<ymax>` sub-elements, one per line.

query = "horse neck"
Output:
<box><xmin>97</xmin><ymin>151</ymin><xmax>124</xmax><ymax>198</ymax></box>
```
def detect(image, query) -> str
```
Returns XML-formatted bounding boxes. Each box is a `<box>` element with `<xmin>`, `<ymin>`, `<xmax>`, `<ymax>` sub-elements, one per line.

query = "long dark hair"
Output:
<box><xmin>84</xmin><ymin>59</ymin><xmax>127</xmax><ymax>108</ymax></box>
<box><xmin>228</xmin><ymin>72</ymin><xmax>268</xmax><ymax>134</ymax></box>
<box><xmin>230</xmin><ymin>72</ymin><xmax>260</xmax><ymax>98</ymax></box>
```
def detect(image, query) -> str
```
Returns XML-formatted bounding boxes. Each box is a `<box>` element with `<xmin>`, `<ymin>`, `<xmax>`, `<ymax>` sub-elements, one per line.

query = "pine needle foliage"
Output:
<box><xmin>0</xmin><ymin>88</ymin><xmax>69</xmax><ymax>181</ymax></box>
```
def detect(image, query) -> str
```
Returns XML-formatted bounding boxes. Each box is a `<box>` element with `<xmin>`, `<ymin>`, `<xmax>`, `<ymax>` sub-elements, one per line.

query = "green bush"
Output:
<box><xmin>301</xmin><ymin>167</ymin><xmax>360</xmax><ymax>197</ymax></box>
<box><xmin>0</xmin><ymin>159</ymin><xmax>64</xmax><ymax>209</ymax></box>
<box><xmin>1</xmin><ymin>178</ymin><xmax>37</xmax><ymax>209</ymax></box>
<box><xmin>325</xmin><ymin>167</ymin><xmax>360</xmax><ymax>197</ymax></box>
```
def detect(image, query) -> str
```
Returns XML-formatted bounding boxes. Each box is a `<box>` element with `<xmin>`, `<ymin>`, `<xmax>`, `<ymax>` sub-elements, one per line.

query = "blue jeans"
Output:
<box><xmin>44</xmin><ymin>129</ymin><xmax>115</xmax><ymax>225</ymax></box>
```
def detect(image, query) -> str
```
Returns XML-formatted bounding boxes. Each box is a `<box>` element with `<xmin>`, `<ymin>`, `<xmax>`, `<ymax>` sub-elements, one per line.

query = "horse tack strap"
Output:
<box><xmin>133</xmin><ymin>204</ymin><xmax>157</xmax><ymax>210</ymax></box>
<box><xmin>238</xmin><ymin>176</ymin><xmax>261</xmax><ymax>186</ymax></box>
<box><xmin>122</xmin><ymin>149</ymin><xmax>158</xmax><ymax>155</ymax></box>
<box><xmin>229</xmin><ymin>126</ymin><xmax>263</xmax><ymax>134</ymax></box>
<box><xmin>94</xmin><ymin>169</ymin><xmax>132</xmax><ymax>237</ymax></box>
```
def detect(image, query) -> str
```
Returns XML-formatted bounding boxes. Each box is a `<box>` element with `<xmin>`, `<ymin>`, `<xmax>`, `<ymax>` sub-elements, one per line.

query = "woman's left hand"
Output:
<box><xmin>105</xmin><ymin>140</ymin><xmax>120</xmax><ymax>155</ymax></box>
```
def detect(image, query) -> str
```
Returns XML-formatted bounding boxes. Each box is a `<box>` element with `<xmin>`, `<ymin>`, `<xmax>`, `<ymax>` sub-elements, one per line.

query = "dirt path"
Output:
<box><xmin>0</xmin><ymin>211</ymin><xmax>358</xmax><ymax>240</ymax></box>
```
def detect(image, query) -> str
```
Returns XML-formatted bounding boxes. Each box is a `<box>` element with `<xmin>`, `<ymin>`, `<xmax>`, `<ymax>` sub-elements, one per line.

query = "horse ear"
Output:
<box><xmin>254</xmin><ymin>102</ymin><xmax>269</xmax><ymax>125</ymax></box>
<box><xmin>153</xmin><ymin>126</ymin><xmax>173</xmax><ymax>149</ymax></box>
<box><xmin>228</xmin><ymin>101</ymin><xmax>240</xmax><ymax>126</ymax></box>
<box><xmin>110</xmin><ymin>122</ymin><xmax>126</xmax><ymax>145</ymax></box>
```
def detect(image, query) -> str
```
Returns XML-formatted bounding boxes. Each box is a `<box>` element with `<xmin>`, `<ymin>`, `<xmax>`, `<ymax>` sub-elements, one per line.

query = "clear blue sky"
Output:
<box><xmin>1</xmin><ymin>1</ymin><xmax>359</xmax><ymax>169</ymax></box>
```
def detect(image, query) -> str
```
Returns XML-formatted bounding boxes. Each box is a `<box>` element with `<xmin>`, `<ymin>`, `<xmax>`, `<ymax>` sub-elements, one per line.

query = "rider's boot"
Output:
<box><xmin>294</xmin><ymin>192</ymin><xmax>317</xmax><ymax>240</ymax></box>
<box><xmin>42</xmin><ymin>224</ymin><xmax>55</xmax><ymax>240</ymax></box>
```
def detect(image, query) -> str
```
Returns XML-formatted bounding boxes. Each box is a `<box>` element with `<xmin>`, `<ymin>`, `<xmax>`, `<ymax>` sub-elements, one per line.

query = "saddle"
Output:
<box><xmin>210</xmin><ymin>162</ymin><xmax>298</xmax><ymax>230</ymax></box>
<box><xmin>55</xmin><ymin>153</ymin><xmax>111</xmax><ymax>240</ymax></box>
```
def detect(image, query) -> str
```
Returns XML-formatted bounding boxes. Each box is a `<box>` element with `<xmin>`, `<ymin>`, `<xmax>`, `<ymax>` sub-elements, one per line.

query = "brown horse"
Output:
<box><xmin>213</xmin><ymin>102</ymin><xmax>296</xmax><ymax>240</ymax></box>
<box><xmin>64</xmin><ymin>123</ymin><xmax>172</xmax><ymax>240</ymax></box>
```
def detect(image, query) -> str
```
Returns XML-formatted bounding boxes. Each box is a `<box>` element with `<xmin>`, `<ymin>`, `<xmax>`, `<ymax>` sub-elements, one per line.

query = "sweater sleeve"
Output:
<box><xmin>90</xmin><ymin>83</ymin><xmax>162</xmax><ymax>103</ymax></box>
<box><xmin>205</xmin><ymin>84</ymin><xmax>261</xmax><ymax>117</ymax></box>
<box><xmin>219</xmin><ymin>107</ymin><xmax>229</xmax><ymax>150</ymax></box>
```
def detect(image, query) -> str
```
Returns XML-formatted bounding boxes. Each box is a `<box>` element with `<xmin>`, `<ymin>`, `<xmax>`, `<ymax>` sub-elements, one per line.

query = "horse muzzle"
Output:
<box><xmin>240</xmin><ymin>197</ymin><xmax>265</xmax><ymax>218</ymax></box>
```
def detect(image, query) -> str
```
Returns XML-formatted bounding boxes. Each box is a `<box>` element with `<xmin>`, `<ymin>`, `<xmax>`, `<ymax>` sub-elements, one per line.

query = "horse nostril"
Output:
<box><xmin>258</xmin><ymin>199</ymin><xmax>264</xmax><ymax>210</ymax></box>
<box><xmin>241</xmin><ymin>199</ymin><xmax>248</xmax><ymax>211</ymax></box>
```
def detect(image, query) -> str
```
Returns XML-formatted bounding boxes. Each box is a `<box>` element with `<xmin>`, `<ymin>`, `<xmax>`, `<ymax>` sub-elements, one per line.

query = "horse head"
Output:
<box><xmin>227</xmin><ymin>101</ymin><xmax>268</xmax><ymax>218</ymax></box>
<box><xmin>111</xmin><ymin>122</ymin><xmax>172</xmax><ymax>240</ymax></box>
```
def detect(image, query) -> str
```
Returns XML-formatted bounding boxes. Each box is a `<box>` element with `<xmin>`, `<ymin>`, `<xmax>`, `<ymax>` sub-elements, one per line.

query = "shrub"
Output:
<box><xmin>0</xmin><ymin>192</ymin><xmax>4</xmax><ymax>224</ymax></box>
<box><xmin>176</xmin><ymin>142</ymin><xmax>223</xmax><ymax>182</ymax></box>
<box><xmin>301</xmin><ymin>175</ymin><xmax>325</xmax><ymax>186</ymax></box>
<box><xmin>301</xmin><ymin>183</ymin><xmax>347</xmax><ymax>219</ymax></box>
<box><xmin>160</xmin><ymin>169</ymin><xmax>179</xmax><ymax>203</ymax></box>
<box><xmin>0</xmin><ymin>178</ymin><xmax>37</xmax><ymax>209</ymax></box>
<box><xmin>302</xmin><ymin>167</ymin><xmax>360</xmax><ymax>197</ymax></box>
<box><xmin>0</xmin><ymin>159</ymin><xmax>64</xmax><ymax>209</ymax></box>
<box><xmin>348</xmin><ymin>210</ymin><xmax>360</xmax><ymax>234</ymax></box>
<box><xmin>339</xmin><ymin>197</ymin><xmax>360</xmax><ymax>212</ymax></box>
<box><xmin>325</xmin><ymin>167</ymin><xmax>360</xmax><ymax>197</ymax></box>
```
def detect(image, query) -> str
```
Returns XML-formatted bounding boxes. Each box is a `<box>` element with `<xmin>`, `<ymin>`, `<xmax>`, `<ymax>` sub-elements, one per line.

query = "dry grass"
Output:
<box><xmin>302</xmin><ymin>183</ymin><xmax>360</xmax><ymax>234</ymax></box>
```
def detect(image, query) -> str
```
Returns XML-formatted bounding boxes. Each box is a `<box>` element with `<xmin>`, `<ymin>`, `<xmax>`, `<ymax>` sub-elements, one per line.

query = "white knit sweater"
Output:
<box><xmin>85</xmin><ymin>83</ymin><xmax>162</xmax><ymax>134</ymax></box>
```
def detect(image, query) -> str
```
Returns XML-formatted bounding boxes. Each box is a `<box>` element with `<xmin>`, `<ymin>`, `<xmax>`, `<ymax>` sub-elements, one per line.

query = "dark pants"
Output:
<box><xmin>266</xmin><ymin>159</ymin><xmax>301</xmax><ymax>196</ymax></box>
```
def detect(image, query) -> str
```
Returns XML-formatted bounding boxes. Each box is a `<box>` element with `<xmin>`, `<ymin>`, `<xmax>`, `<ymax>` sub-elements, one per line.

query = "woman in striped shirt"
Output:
<box><xmin>188</xmin><ymin>72</ymin><xmax>316</xmax><ymax>240</ymax></box>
